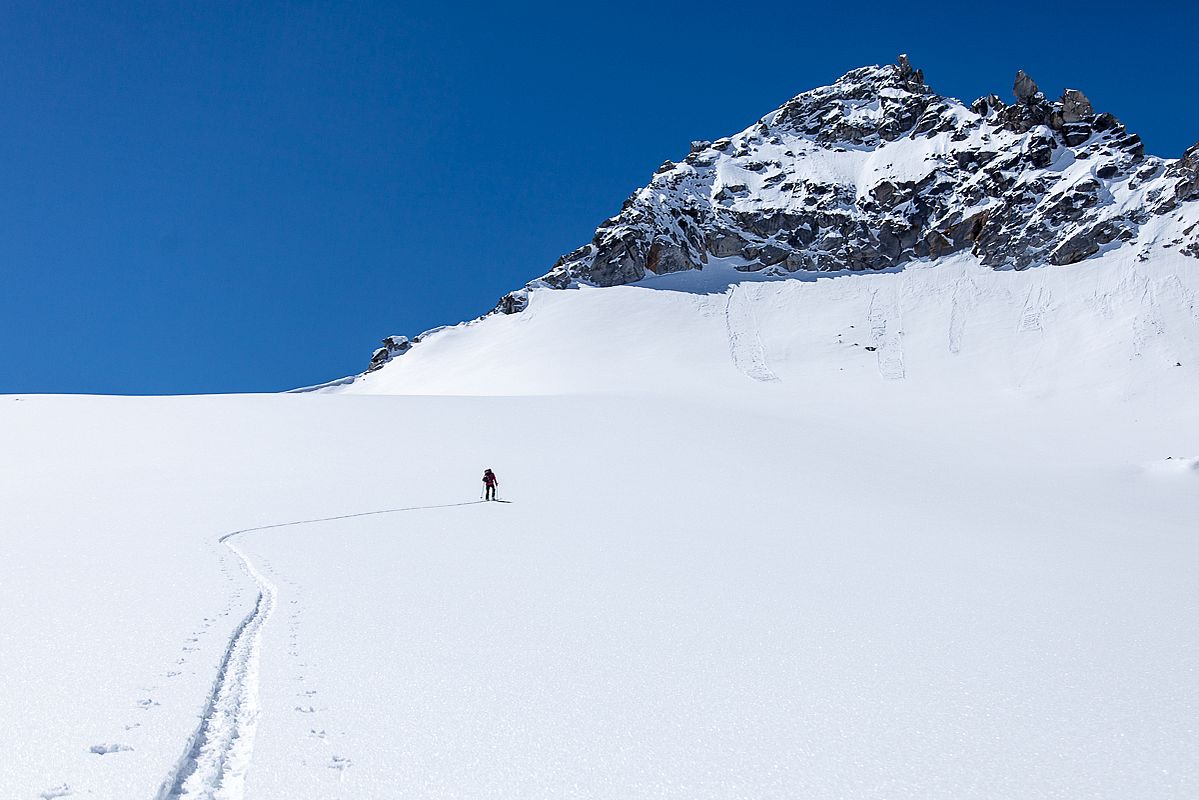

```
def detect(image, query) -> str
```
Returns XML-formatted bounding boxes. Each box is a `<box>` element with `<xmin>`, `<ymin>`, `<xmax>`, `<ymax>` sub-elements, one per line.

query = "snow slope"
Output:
<box><xmin>349</xmin><ymin>251</ymin><xmax>1199</xmax><ymax>400</ymax></box>
<box><xmin>3</xmin><ymin>248</ymin><xmax>1197</xmax><ymax>799</ymax></box>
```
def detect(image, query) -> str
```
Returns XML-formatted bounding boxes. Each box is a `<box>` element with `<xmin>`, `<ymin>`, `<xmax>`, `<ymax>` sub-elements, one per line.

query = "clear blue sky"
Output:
<box><xmin>3</xmin><ymin>1</ymin><xmax>1195</xmax><ymax>394</ymax></box>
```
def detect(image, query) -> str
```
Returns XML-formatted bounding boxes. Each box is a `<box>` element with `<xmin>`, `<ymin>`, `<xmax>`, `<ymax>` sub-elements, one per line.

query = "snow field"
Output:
<box><xmin>2</xmin><ymin>248</ymin><xmax>1197</xmax><ymax>798</ymax></box>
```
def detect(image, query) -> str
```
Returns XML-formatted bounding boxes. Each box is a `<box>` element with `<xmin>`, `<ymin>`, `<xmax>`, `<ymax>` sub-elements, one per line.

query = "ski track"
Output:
<box><xmin>1132</xmin><ymin>277</ymin><xmax>1164</xmax><ymax>358</ymax></box>
<box><xmin>153</xmin><ymin>501</ymin><xmax>485</xmax><ymax>800</ymax></box>
<box><xmin>725</xmin><ymin>285</ymin><xmax>780</xmax><ymax>382</ymax></box>
<box><xmin>867</xmin><ymin>289</ymin><xmax>906</xmax><ymax>380</ymax></box>
<box><xmin>1012</xmin><ymin>284</ymin><xmax>1056</xmax><ymax>392</ymax></box>
<box><xmin>948</xmin><ymin>274</ymin><xmax>978</xmax><ymax>355</ymax></box>
<box><xmin>155</xmin><ymin>535</ymin><xmax>275</xmax><ymax>800</ymax></box>
<box><xmin>1018</xmin><ymin>285</ymin><xmax>1052</xmax><ymax>333</ymax></box>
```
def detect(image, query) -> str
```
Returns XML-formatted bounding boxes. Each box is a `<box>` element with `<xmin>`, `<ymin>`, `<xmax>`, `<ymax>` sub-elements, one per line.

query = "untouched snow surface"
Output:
<box><xmin>3</xmin><ymin>251</ymin><xmax>1198</xmax><ymax>799</ymax></box>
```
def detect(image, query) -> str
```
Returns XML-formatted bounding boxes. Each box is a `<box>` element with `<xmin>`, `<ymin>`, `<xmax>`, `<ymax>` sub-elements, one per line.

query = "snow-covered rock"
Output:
<box><xmin>366</xmin><ymin>335</ymin><xmax>413</xmax><ymax>372</ymax></box>
<box><xmin>523</xmin><ymin>56</ymin><xmax>1198</xmax><ymax>293</ymax></box>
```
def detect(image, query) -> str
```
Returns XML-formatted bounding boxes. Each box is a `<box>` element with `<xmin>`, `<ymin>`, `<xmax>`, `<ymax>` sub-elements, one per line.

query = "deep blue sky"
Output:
<box><xmin>3</xmin><ymin>1</ymin><xmax>1196</xmax><ymax>394</ymax></box>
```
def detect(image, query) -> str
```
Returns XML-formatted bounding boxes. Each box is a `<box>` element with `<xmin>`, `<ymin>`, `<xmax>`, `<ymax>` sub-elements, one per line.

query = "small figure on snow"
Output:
<box><xmin>482</xmin><ymin>468</ymin><xmax>499</xmax><ymax>501</ymax></box>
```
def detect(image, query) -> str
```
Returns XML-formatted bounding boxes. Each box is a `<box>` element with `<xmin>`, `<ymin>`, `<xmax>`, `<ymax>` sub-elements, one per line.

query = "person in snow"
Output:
<box><xmin>482</xmin><ymin>468</ymin><xmax>499</xmax><ymax>501</ymax></box>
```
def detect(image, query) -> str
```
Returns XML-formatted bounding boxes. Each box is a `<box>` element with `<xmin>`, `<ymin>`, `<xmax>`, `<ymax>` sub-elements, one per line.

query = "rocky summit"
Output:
<box><xmin>508</xmin><ymin>56</ymin><xmax>1199</xmax><ymax>300</ymax></box>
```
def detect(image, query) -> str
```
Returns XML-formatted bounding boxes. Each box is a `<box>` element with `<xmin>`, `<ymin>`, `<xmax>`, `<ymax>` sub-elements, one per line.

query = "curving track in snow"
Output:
<box><xmin>154</xmin><ymin>532</ymin><xmax>276</xmax><ymax>800</ymax></box>
<box><xmin>153</xmin><ymin>501</ymin><xmax>485</xmax><ymax>800</ymax></box>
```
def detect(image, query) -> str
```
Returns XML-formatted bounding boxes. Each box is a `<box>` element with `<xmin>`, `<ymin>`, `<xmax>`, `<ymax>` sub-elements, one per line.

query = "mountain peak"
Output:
<box><xmin>506</xmin><ymin>59</ymin><xmax>1197</xmax><ymax>297</ymax></box>
<box><xmin>766</xmin><ymin>57</ymin><xmax>938</xmax><ymax>148</ymax></box>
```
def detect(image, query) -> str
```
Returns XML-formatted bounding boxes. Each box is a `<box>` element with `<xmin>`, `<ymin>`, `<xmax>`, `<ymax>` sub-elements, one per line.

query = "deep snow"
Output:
<box><xmin>2</xmin><ymin>250</ymin><xmax>1197</xmax><ymax>799</ymax></box>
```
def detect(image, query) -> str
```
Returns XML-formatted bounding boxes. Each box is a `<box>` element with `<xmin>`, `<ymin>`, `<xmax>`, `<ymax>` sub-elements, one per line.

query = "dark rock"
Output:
<box><xmin>870</xmin><ymin>180</ymin><xmax>900</xmax><ymax>206</ymax></box>
<box><xmin>996</xmin><ymin>94</ymin><xmax>1054</xmax><ymax>133</ymax></box>
<box><xmin>1060</xmin><ymin>89</ymin><xmax>1094</xmax><ymax>123</ymax></box>
<box><xmin>645</xmin><ymin>240</ymin><xmax>695</xmax><ymax>275</ymax></box>
<box><xmin>1013</xmin><ymin>70</ymin><xmax>1040</xmax><ymax>103</ymax></box>
<box><xmin>1175</xmin><ymin>141</ymin><xmax>1199</xmax><ymax>201</ymax></box>
<box><xmin>1061</xmin><ymin>123</ymin><xmax>1093</xmax><ymax>147</ymax></box>
<box><xmin>971</xmin><ymin>94</ymin><xmax>1004</xmax><ymax>116</ymax></box>
<box><xmin>925</xmin><ymin>230</ymin><xmax>953</xmax><ymax>259</ymax></box>
<box><xmin>496</xmin><ymin>292</ymin><xmax>529</xmax><ymax>315</ymax></box>
<box><xmin>784</xmin><ymin>251</ymin><xmax>815</xmax><ymax>271</ymax></box>
<box><xmin>1153</xmin><ymin>140</ymin><xmax>1199</xmax><ymax>212</ymax></box>
<box><xmin>589</xmin><ymin>236</ymin><xmax>648</xmax><ymax>286</ymax></box>
<box><xmin>366</xmin><ymin>335</ymin><xmax>412</xmax><ymax>372</ymax></box>
<box><xmin>708</xmin><ymin>230</ymin><xmax>750</xmax><ymax>257</ymax></box>
<box><xmin>757</xmin><ymin>243</ymin><xmax>791</xmax><ymax>266</ymax></box>
<box><xmin>1026</xmin><ymin>134</ymin><xmax>1057</xmax><ymax>168</ymax></box>
<box><xmin>1115</xmin><ymin>133</ymin><xmax>1145</xmax><ymax>159</ymax></box>
<box><xmin>948</xmin><ymin>211</ymin><xmax>989</xmax><ymax>246</ymax></box>
<box><xmin>896</xmin><ymin>53</ymin><xmax>924</xmax><ymax>85</ymax></box>
<box><xmin>1050</xmin><ymin>220</ymin><xmax>1128</xmax><ymax>265</ymax></box>
<box><xmin>540</xmin><ymin>266</ymin><xmax>572</xmax><ymax>289</ymax></box>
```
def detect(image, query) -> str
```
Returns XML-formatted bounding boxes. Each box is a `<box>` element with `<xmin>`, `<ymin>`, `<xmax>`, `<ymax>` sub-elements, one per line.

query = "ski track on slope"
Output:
<box><xmin>725</xmin><ymin>285</ymin><xmax>780</xmax><ymax>382</ymax></box>
<box><xmin>154</xmin><ymin>537</ymin><xmax>275</xmax><ymax>800</ymax></box>
<box><xmin>1019</xmin><ymin>286</ymin><xmax>1052</xmax><ymax>333</ymax></box>
<box><xmin>153</xmin><ymin>501</ymin><xmax>486</xmax><ymax>800</ymax></box>
<box><xmin>1013</xmin><ymin>284</ymin><xmax>1055</xmax><ymax>391</ymax></box>
<box><xmin>1132</xmin><ymin>276</ymin><xmax>1164</xmax><ymax>359</ymax></box>
<box><xmin>948</xmin><ymin>274</ymin><xmax>979</xmax><ymax>355</ymax></box>
<box><xmin>867</xmin><ymin>289</ymin><xmax>906</xmax><ymax>379</ymax></box>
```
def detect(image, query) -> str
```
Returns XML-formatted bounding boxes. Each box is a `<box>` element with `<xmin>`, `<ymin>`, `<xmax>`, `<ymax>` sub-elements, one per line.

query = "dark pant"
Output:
<box><xmin>485</xmin><ymin>484</ymin><xmax>496</xmax><ymax>500</ymax></box>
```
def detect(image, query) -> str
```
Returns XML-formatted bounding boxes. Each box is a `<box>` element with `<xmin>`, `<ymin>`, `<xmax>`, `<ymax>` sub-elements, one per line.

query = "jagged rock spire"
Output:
<box><xmin>896</xmin><ymin>54</ymin><xmax>924</xmax><ymax>85</ymax></box>
<box><xmin>1060</xmin><ymin>89</ymin><xmax>1094</xmax><ymax>123</ymax></box>
<box><xmin>1013</xmin><ymin>70</ymin><xmax>1040</xmax><ymax>102</ymax></box>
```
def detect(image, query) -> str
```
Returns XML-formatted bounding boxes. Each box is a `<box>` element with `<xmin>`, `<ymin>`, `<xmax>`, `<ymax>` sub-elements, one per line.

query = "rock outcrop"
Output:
<box><xmin>366</xmin><ymin>335</ymin><xmax>413</xmax><ymax>372</ymax></box>
<box><xmin>1155</xmin><ymin>141</ymin><xmax>1199</xmax><ymax>212</ymax></box>
<box><xmin>1013</xmin><ymin>70</ymin><xmax>1040</xmax><ymax>102</ymax></box>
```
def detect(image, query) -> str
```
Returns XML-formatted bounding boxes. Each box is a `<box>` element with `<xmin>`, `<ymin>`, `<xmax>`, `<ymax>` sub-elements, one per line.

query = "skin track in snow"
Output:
<box><xmin>867</xmin><ymin>288</ymin><xmax>906</xmax><ymax>380</ymax></box>
<box><xmin>155</xmin><ymin>501</ymin><xmax>488</xmax><ymax>798</ymax></box>
<box><xmin>157</xmin><ymin>535</ymin><xmax>277</xmax><ymax>800</ymax></box>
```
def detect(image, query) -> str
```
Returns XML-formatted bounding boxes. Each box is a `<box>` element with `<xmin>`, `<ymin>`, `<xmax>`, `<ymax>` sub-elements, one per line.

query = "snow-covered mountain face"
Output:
<box><xmin>523</xmin><ymin>56</ymin><xmax>1198</xmax><ymax>295</ymax></box>
<box><xmin>359</xmin><ymin>57</ymin><xmax>1199</xmax><ymax>374</ymax></box>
